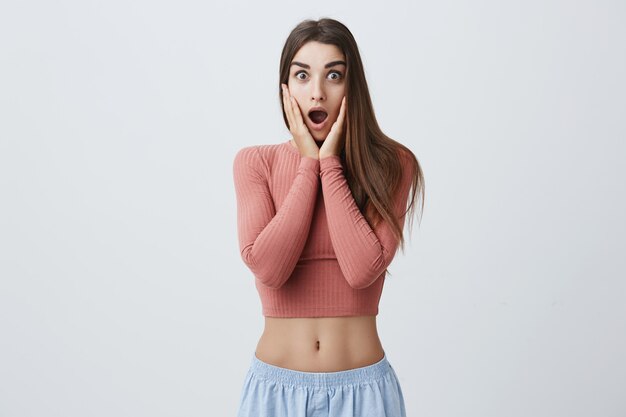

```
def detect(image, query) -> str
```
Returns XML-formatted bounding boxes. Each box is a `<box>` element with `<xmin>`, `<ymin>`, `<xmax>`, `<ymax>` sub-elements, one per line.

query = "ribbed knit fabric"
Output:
<box><xmin>233</xmin><ymin>139</ymin><xmax>414</xmax><ymax>317</ymax></box>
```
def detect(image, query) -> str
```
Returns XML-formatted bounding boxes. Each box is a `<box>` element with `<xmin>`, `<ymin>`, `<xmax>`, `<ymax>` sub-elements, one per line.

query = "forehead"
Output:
<box><xmin>292</xmin><ymin>41</ymin><xmax>345</xmax><ymax>67</ymax></box>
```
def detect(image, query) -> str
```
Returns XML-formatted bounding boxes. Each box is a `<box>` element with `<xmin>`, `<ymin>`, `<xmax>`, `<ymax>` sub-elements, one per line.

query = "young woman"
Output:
<box><xmin>233</xmin><ymin>17</ymin><xmax>424</xmax><ymax>417</ymax></box>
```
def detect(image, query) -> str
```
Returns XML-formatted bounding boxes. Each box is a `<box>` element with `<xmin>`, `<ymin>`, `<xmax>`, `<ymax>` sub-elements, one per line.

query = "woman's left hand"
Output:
<box><xmin>319</xmin><ymin>96</ymin><xmax>346</xmax><ymax>159</ymax></box>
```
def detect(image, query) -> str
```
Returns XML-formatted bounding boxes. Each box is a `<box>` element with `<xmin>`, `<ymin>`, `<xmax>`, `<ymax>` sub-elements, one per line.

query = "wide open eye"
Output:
<box><xmin>293</xmin><ymin>70</ymin><xmax>343</xmax><ymax>81</ymax></box>
<box><xmin>328</xmin><ymin>70</ymin><xmax>343</xmax><ymax>80</ymax></box>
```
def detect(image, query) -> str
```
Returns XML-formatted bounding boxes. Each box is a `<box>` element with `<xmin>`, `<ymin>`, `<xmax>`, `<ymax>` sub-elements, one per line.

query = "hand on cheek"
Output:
<box><xmin>320</xmin><ymin>96</ymin><xmax>346</xmax><ymax>159</ymax></box>
<box><xmin>281</xmin><ymin>83</ymin><xmax>319</xmax><ymax>159</ymax></box>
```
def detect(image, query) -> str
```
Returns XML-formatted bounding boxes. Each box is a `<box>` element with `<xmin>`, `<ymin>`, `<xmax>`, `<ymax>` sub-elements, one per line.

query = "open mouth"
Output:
<box><xmin>308</xmin><ymin>110</ymin><xmax>328</xmax><ymax>124</ymax></box>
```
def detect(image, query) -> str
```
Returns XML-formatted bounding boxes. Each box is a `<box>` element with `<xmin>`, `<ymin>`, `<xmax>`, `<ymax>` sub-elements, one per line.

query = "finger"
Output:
<box><xmin>333</xmin><ymin>96</ymin><xmax>346</xmax><ymax>133</ymax></box>
<box><xmin>282</xmin><ymin>84</ymin><xmax>295</xmax><ymax>130</ymax></box>
<box><xmin>290</xmin><ymin>96</ymin><xmax>306</xmax><ymax>128</ymax></box>
<box><xmin>288</xmin><ymin>97</ymin><xmax>301</xmax><ymax>133</ymax></box>
<box><xmin>339</xmin><ymin>96</ymin><xmax>346</xmax><ymax>121</ymax></box>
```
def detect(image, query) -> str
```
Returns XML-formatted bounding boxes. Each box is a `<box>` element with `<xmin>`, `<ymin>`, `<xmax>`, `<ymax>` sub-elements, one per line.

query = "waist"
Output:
<box><xmin>254</xmin><ymin>315</ymin><xmax>384</xmax><ymax>372</ymax></box>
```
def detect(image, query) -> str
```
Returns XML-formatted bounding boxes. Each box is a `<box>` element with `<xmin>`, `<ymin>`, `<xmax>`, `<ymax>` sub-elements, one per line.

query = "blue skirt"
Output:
<box><xmin>236</xmin><ymin>350</ymin><xmax>407</xmax><ymax>417</ymax></box>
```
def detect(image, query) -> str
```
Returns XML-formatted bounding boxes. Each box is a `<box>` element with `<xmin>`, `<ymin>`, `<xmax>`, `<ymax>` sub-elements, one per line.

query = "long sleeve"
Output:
<box><xmin>233</xmin><ymin>146</ymin><xmax>320</xmax><ymax>289</ymax></box>
<box><xmin>319</xmin><ymin>151</ymin><xmax>414</xmax><ymax>290</ymax></box>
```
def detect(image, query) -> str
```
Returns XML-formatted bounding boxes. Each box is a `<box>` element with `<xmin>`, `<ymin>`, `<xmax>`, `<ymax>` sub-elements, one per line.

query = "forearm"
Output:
<box><xmin>319</xmin><ymin>155</ymin><xmax>392</xmax><ymax>289</ymax></box>
<box><xmin>237</xmin><ymin>155</ymin><xmax>320</xmax><ymax>288</ymax></box>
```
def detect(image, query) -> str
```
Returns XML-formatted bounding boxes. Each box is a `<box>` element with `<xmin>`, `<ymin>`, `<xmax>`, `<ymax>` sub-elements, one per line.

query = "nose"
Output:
<box><xmin>310</xmin><ymin>77</ymin><xmax>325</xmax><ymax>102</ymax></box>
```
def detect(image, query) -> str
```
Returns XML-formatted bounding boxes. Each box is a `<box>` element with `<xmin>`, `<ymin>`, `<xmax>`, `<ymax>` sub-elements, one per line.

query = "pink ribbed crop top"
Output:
<box><xmin>233</xmin><ymin>139</ymin><xmax>414</xmax><ymax>318</ymax></box>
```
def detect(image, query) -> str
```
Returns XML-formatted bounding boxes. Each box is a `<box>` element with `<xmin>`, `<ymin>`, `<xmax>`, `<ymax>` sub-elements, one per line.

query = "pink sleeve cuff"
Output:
<box><xmin>319</xmin><ymin>155</ymin><xmax>343</xmax><ymax>172</ymax></box>
<box><xmin>300</xmin><ymin>155</ymin><xmax>321</xmax><ymax>174</ymax></box>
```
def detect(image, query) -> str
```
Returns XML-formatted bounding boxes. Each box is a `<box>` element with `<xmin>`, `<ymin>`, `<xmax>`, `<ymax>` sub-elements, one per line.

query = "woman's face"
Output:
<box><xmin>287</xmin><ymin>41</ymin><xmax>347</xmax><ymax>142</ymax></box>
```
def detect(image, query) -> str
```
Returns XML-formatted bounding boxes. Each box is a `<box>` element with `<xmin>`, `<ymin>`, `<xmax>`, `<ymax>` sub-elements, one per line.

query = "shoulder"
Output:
<box><xmin>234</xmin><ymin>145</ymin><xmax>260</xmax><ymax>166</ymax></box>
<box><xmin>394</xmin><ymin>145</ymin><xmax>417</xmax><ymax>177</ymax></box>
<box><xmin>233</xmin><ymin>142</ymin><xmax>286</xmax><ymax>175</ymax></box>
<box><xmin>233</xmin><ymin>146</ymin><xmax>264</xmax><ymax>183</ymax></box>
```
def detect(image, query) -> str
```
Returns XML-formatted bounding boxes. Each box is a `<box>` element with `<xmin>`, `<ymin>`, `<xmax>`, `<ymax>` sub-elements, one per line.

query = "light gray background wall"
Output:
<box><xmin>1</xmin><ymin>1</ymin><xmax>624</xmax><ymax>416</ymax></box>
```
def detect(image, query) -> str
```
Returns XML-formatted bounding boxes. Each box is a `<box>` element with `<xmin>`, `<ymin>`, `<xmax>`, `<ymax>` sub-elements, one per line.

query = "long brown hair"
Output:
<box><xmin>278</xmin><ymin>18</ymin><xmax>425</xmax><ymax>257</ymax></box>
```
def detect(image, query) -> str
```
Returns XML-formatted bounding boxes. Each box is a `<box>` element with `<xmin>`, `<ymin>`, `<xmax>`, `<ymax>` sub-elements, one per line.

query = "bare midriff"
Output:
<box><xmin>254</xmin><ymin>315</ymin><xmax>385</xmax><ymax>372</ymax></box>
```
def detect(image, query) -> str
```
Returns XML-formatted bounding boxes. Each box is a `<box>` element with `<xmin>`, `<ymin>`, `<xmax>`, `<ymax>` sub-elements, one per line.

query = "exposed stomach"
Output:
<box><xmin>254</xmin><ymin>315</ymin><xmax>385</xmax><ymax>372</ymax></box>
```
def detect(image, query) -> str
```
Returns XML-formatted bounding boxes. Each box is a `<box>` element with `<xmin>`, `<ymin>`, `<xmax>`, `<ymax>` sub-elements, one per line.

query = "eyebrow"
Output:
<box><xmin>290</xmin><ymin>60</ymin><xmax>346</xmax><ymax>69</ymax></box>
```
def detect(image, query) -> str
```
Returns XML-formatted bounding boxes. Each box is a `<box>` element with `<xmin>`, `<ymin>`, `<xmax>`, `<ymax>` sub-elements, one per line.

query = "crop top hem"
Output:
<box><xmin>262</xmin><ymin>307</ymin><xmax>379</xmax><ymax>318</ymax></box>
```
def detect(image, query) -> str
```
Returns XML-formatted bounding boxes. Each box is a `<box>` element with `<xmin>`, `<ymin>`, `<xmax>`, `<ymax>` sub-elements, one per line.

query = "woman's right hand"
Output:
<box><xmin>281</xmin><ymin>83</ymin><xmax>319</xmax><ymax>160</ymax></box>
